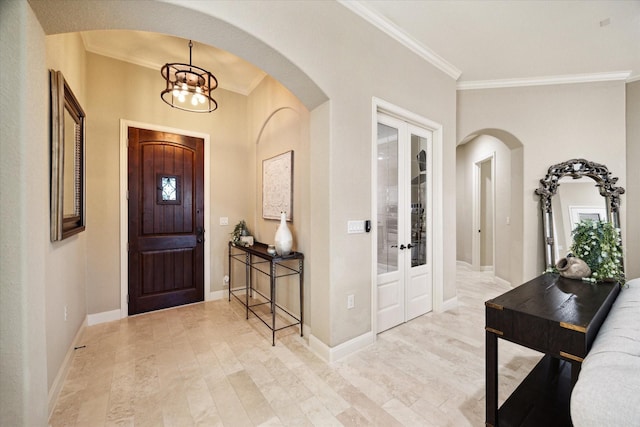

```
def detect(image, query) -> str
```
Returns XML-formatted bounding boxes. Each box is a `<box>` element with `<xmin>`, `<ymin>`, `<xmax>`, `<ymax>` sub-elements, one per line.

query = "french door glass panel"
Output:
<box><xmin>377</xmin><ymin>123</ymin><xmax>399</xmax><ymax>275</ymax></box>
<box><xmin>410</xmin><ymin>134</ymin><xmax>428</xmax><ymax>268</ymax></box>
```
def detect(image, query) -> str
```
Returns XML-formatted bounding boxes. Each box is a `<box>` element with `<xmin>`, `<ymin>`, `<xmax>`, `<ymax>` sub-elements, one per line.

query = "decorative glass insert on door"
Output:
<box><xmin>377</xmin><ymin>123</ymin><xmax>399</xmax><ymax>274</ymax></box>
<box><xmin>158</xmin><ymin>174</ymin><xmax>181</xmax><ymax>204</ymax></box>
<box><xmin>410</xmin><ymin>135</ymin><xmax>428</xmax><ymax>267</ymax></box>
<box><xmin>162</xmin><ymin>176</ymin><xmax>177</xmax><ymax>200</ymax></box>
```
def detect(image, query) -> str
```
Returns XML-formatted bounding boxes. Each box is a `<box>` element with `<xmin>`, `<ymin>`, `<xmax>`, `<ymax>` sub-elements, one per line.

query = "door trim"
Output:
<box><xmin>119</xmin><ymin>119</ymin><xmax>211</xmax><ymax>319</ymax></box>
<box><xmin>371</xmin><ymin>97</ymin><xmax>444</xmax><ymax>336</ymax></box>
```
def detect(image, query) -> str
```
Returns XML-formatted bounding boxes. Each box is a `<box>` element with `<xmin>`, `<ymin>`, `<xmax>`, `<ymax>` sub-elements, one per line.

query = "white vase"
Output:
<box><xmin>274</xmin><ymin>211</ymin><xmax>293</xmax><ymax>256</ymax></box>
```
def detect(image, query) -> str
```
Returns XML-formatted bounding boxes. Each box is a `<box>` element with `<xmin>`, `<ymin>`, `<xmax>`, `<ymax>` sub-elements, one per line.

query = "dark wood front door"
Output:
<box><xmin>128</xmin><ymin>127</ymin><xmax>205</xmax><ymax>315</ymax></box>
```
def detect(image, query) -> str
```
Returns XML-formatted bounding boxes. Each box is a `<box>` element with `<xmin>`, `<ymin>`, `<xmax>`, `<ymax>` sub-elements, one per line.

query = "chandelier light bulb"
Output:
<box><xmin>178</xmin><ymin>93</ymin><xmax>186</xmax><ymax>103</ymax></box>
<box><xmin>191</xmin><ymin>95</ymin><xmax>199</xmax><ymax>106</ymax></box>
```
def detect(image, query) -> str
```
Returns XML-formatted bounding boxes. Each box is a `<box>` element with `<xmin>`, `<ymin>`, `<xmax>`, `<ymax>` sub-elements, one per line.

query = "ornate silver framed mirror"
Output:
<box><xmin>535</xmin><ymin>159</ymin><xmax>624</xmax><ymax>270</ymax></box>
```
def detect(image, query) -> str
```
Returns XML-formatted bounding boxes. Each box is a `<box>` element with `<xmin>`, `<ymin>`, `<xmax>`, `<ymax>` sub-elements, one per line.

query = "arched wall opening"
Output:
<box><xmin>29</xmin><ymin>0</ymin><xmax>329</xmax><ymax>409</ymax></box>
<box><xmin>456</xmin><ymin>129</ymin><xmax>524</xmax><ymax>286</ymax></box>
<box><xmin>30</xmin><ymin>1</ymin><xmax>328</xmax><ymax>313</ymax></box>
<box><xmin>29</xmin><ymin>0</ymin><xmax>328</xmax><ymax>111</ymax></box>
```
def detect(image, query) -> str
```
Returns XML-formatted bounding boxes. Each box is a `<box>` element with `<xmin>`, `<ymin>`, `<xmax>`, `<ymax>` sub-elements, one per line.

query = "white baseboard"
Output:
<box><xmin>309</xmin><ymin>331</ymin><xmax>375</xmax><ymax>363</ymax></box>
<box><xmin>208</xmin><ymin>290</ymin><xmax>226</xmax><ymax>301</ymax></box>
<box><xmin>87</xmin><ymin>309</ymin><xmax>121</xmax><ymax>326</ymax></box>
<box><xmin>302</xmin><ymin>323</ymin><xmax>312</xmax><ymax>339</ymax></box>
<box><xmin>481</xmin><ymin>266</ymin><xmax>494</xmax><ymax>272</ymax></box>
<box><xmin>440</xmin><ymin>296</ymin><xmax>459</xmax><ymax>312</ymax></box>
<box><xmin>48</xmin><ymin>317</ymin><xmax>87</xmax><ymax>420</ymax></box>
<box><xmin>456</xmin><ymin>260</ymin><xmax>472</xmax><ymax>268</ymax></box>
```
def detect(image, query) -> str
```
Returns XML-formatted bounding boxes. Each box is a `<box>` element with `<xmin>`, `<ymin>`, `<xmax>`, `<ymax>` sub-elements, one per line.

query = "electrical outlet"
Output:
<box><xmin>64</xmin><ymin>305</ymin><xmax>68</xmax><ymax>321</ymax></box>
<box><xmin>347</xmin><ymin>294</ymin><xmax>355</xmax><ymax>309</ymax></box>
<box><xmin>223</xmin><ymin>275</ymin><xmax>229</xmax><ymax>287</ymax></box>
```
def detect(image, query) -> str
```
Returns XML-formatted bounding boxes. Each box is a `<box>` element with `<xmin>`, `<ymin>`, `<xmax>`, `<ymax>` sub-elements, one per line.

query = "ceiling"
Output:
<box><xmin>81</xmin><ymin>30</ymin><xmax>267</xmax><ymax>96</ymax></box>
<box><xmin>347</xmin><ymin>0</ymin><xmax>640</xmax><ymax>86</ymax></box>
<box><xmin>80</xmin><ymin>0</ymin><xmax>640</xmax><ymax>94</ymax></box>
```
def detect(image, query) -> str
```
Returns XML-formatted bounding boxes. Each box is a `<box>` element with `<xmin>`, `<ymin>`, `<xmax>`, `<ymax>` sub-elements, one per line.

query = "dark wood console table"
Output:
<box><xmin>485</xmin><ymin>273</ymin><xmax>619</xmax><ymax>426</ymax></box>
<box><xmin>228</xmin><ymin>241</ymin><xmax>304</xmax><ymax>346</ymax></box>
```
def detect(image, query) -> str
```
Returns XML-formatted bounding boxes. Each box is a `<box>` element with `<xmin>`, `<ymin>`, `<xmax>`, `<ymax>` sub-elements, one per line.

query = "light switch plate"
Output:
<box><xmin>220</xmin><ymin>217</ymin><xmax>229</xmax><ymax>226</ymax></box>
<box><xmin>347</xmin><ymin>220</ymin><xmax>365</xmax><ymax>234</ymax></box>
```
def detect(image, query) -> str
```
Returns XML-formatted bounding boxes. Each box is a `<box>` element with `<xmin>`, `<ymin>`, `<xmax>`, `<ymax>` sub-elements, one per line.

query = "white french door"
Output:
<box><xmin>376</xmin><ymin>113</ymin><xmax>433</xmax><ymax>333</ymax></box>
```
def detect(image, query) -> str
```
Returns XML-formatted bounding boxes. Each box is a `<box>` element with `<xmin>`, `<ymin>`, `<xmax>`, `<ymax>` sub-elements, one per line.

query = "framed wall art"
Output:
<box><xmin>262</xmin><ymin>150</ymin><xmax>293</xmax><ymax>221</ymax></box>
<box><xmin>50</xmin><ymin>69</ymin><xmax>86</xmax><ymax>241</ymax></box>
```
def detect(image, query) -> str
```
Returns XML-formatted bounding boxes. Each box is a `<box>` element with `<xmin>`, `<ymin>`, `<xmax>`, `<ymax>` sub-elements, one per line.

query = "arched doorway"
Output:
<box><xmin>456</xmin><ymin>129</ymin><xmax>524</xmax><ymax>286</ymax></box>
<box><xmin>29</xmin><ymin>0</ymin><xmax>327</xmax><ymax>111</ymax></box>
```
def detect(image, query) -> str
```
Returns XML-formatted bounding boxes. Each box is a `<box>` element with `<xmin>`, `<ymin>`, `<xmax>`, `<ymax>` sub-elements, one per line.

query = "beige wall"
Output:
<box><xmin>45</xmin><ymin>32</ymin><xmax>89</xmax><ymax>393</ymax></box>
<box><xmin>248</xmin><ymin>76</ymin><xmax>310</xmax><ymax>315</ymax></box>
<box><xmin>0</xmin><ymin>2</ymin><xmax>49</xmax><ymax>426</ymax></box>
<box><xmin>626</xmin><ymin>81</ymin><xmax>640</xmax><ymax>280</ymax></box>
<box><xmin>458</xmin><ymin>81</ymin><xmax>626</xmax><ymax>283</ymax></box>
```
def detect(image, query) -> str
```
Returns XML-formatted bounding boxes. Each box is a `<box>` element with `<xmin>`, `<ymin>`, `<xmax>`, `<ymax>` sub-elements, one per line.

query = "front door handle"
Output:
<box><xmin>196</xmin><ymin>226</ymin><xmax>205</xmax><ymax>243</ymax></box>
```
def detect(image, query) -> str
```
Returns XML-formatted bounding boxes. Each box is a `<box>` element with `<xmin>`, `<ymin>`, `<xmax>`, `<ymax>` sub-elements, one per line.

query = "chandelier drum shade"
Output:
<box><xmin>161</xmin><ymin>40</ymin><xmax>218</xmax><ymax>113</ymax></box>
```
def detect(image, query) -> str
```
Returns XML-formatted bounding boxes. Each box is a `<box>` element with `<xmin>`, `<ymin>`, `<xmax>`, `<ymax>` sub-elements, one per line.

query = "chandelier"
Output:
<box><xmin>161</xmin><ymin>40</ymin><xmax>218</xmax><ymax>113</ymax></box>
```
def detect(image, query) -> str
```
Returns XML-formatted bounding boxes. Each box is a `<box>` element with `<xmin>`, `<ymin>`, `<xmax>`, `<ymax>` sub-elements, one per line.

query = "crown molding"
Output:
<box><xmin>338</xmin><ymin>0</ymin><xmax>461</xmax><ymax>80</ymax></box>
<box><xmin>628</xmin><ymin>74</ymin><xmax>640</xmax><ymax>83</ymax></box>
<box><xmin>457</xmin><ymin>71</ymin><xmax>632</xmax><ymax>91</ymax></box>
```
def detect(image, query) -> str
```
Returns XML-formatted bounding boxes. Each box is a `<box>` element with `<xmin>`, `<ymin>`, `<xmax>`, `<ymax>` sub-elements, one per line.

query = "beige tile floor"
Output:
<box><xmin>49</xmin><ymin>266</ymin><xmax>541</xmax><ymax>426</ymax></box>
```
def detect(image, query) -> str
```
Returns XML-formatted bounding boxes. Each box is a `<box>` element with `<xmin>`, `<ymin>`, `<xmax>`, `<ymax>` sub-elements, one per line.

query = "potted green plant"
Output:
<box><xmin>570</xmin><ymin>219</ymin><xmax>624</xmax><ymax>283</ymax></box>
<box><xmin>231</xmin><ymin>220</ymin><xmax>248</xmax><ymax>245</ymax></box>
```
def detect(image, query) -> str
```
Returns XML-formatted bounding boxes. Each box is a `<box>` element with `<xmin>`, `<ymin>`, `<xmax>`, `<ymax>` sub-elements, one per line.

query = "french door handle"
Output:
<box><xmin>407</xmin><ymin>243</ymin><xmax>414</xmax><ymax>249</ymax></box>
<box><xmin>391</xmin><ymin>244</ymin><xmax>406</xmax><ymax>250</ymax></box>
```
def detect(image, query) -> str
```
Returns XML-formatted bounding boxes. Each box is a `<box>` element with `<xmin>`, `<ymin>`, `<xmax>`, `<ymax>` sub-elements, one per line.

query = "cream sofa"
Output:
<box><xmin>571</xmin><ymin>278</ymin><xmax>640</xmax><ymax>426</ymax></box>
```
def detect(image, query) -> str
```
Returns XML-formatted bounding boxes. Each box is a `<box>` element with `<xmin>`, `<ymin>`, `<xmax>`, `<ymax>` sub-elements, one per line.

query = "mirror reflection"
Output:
<box><xmin>63</xmin><ymin>108</ymin><xmax>79</xmax><ymax>218</ymax></box>
<box><xmin>551</xmin><ymin>177</ymin><xmax>607</xmax><ymax>261</ymax></box>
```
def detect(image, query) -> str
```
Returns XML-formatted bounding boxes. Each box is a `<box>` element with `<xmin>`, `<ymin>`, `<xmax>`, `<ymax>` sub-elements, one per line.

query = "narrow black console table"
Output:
<box><xmin>485</xmin><ymin>273</ymin><xmax>619</xmax><ymax>426</ymax></box>
<box><xmin>228</xmin><ymin>241</ymin><xmax>304</xmax><ymax>345</ymax></box>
